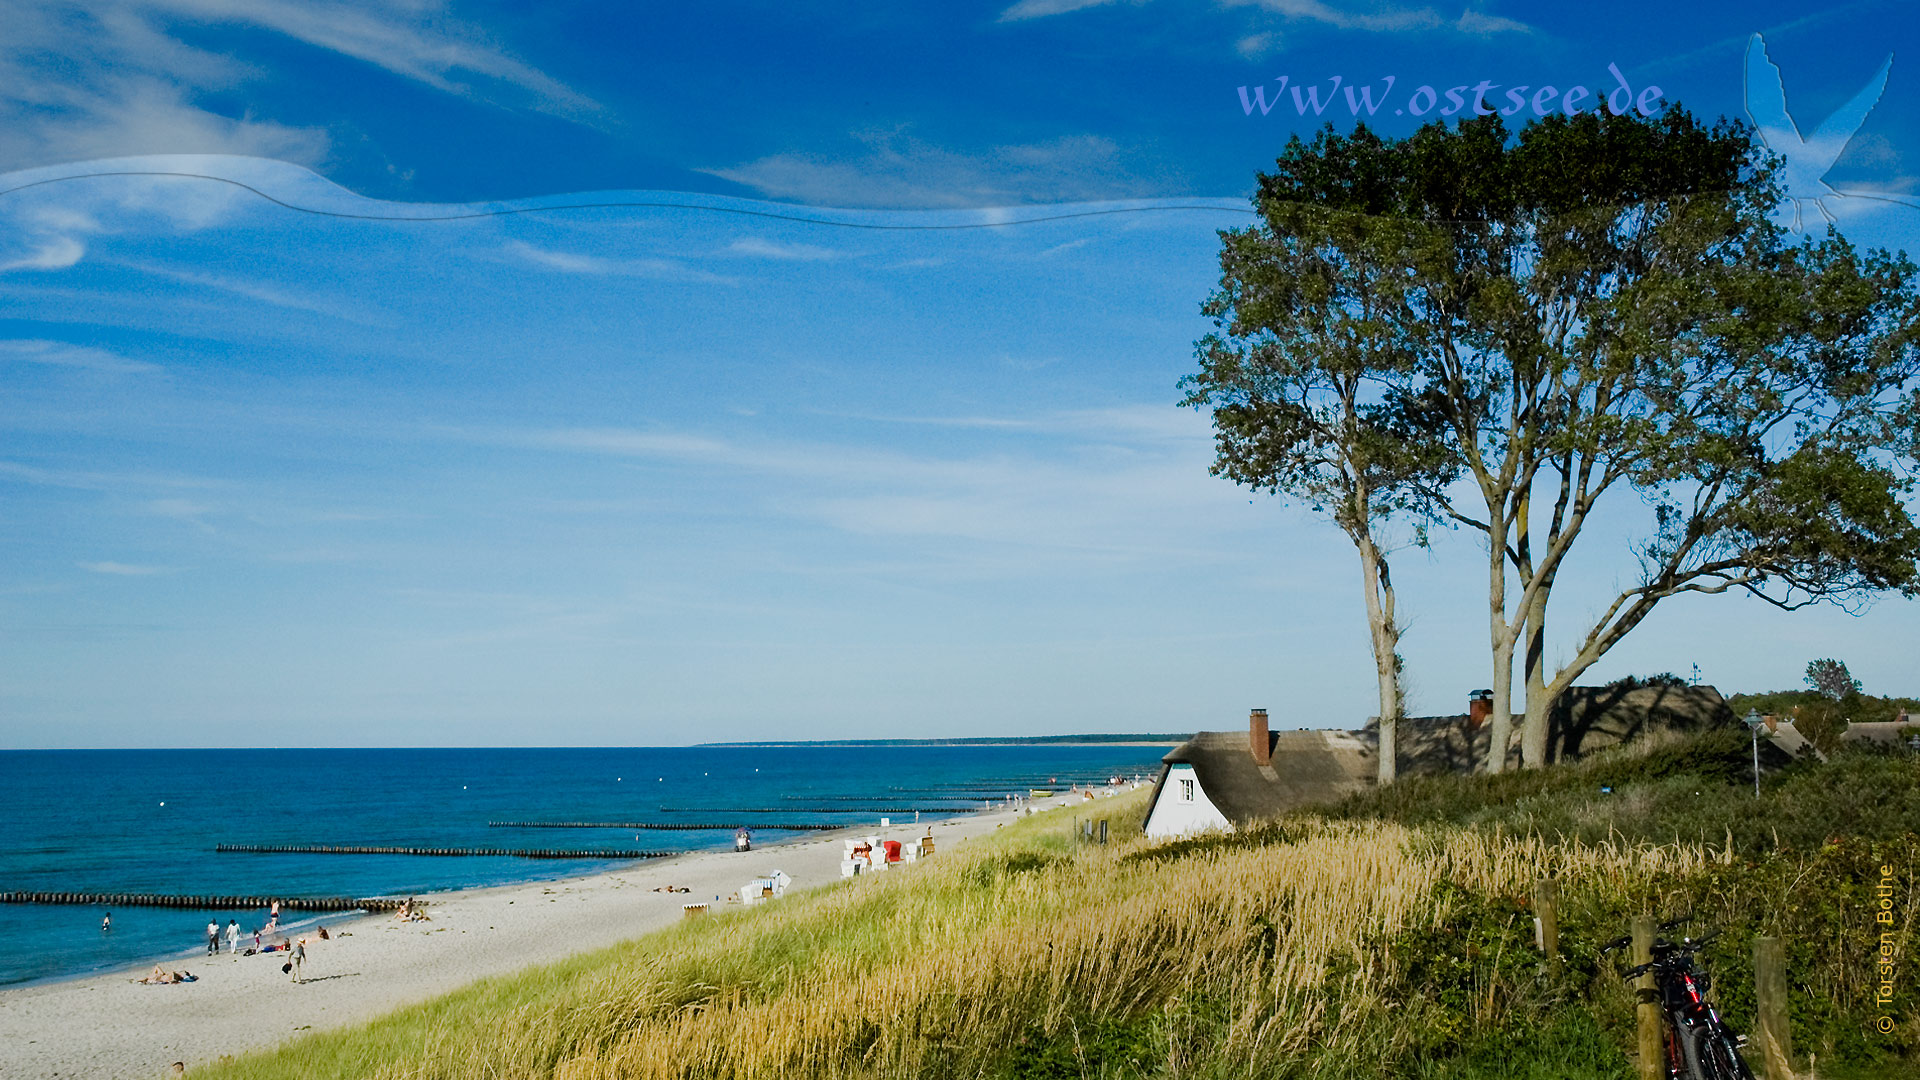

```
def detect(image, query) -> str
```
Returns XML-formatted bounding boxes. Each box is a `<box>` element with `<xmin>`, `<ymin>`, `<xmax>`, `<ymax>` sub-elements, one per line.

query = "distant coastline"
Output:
<box><xmin>698</xmin><ymin>734</ymin><xmax>1188</xmax><ymax>747</ymax></box>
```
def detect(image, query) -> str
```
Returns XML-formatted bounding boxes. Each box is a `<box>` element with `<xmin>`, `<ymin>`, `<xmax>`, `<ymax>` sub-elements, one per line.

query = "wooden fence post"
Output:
<box><xmin>1755</xmin><ymin>936</ymin><xmax>1793</xmax><ymax>1080</ymax></box>
<box><xmin>1532</xmin><ymin>879</ymin><xmax>1559</xmax><ymax>957</ymax></box>
<box><xmin>1633</xmin><ymin>916</ymin><xmax>1662</xmax><ymax>1080</ymax></box>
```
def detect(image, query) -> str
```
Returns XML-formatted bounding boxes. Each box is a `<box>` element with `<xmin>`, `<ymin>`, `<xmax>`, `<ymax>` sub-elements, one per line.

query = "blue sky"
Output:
<box><xmin>3</xmin><ymin>2</ymin><xmax>1918</xmax><ymax>747</ymax></box>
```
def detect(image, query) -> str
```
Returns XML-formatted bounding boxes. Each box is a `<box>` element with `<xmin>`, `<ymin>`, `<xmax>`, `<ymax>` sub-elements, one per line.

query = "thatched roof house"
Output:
<box><xmin>1144</xmin><ymin>685</ymin><xmax>1741</xmax><ymax>838</ymax></box>
<box><xmin>1142</xmin><ymin>711</ymin><xmax>1373</xmax><ymax>839</ymax></box>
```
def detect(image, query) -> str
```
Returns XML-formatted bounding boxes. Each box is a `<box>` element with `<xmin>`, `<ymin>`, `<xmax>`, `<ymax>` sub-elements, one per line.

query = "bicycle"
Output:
<box><xmin>1601</xmin><ymin>918</ymin><xmax>1757</xmax><ymax>1080</ymax></box>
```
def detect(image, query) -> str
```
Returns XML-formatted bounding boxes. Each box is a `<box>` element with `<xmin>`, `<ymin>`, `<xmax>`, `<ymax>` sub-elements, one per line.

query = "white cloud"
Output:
<box><xmin>0</xmin><ymin>235</ymin><xmax>86</xmax><ymax>271</ymax></box>
<box><xmin>137</xmin><ymin>0</ymin><xmax>601</xmax><ymax>120</ymax></box>
<box><xmin>500</xmin><ymin>241</ymin><xmax>735</xmax><ymax>284</ymax></box>
<box><xmin>723</xmin><ymin>237</ymin><xmax>844</xmax><ymax>261</ymax></box>
<box><xmin>704</xmin><ymin>130</ymin><xmax>1180</xmax><ymax>209</ymax></box>
<box><xmin>0</xmin><ymin>0</ymin><xmax>600</xmax><ymax>174</ymax></box>
<box><xmin>143</xmin><ymin>497</ymin><xmax>216</xmax><ymax>531</ymax></box>
<box><xmin>120</xmin><ymin>260</ymin><xmax>392</xmax><ymax>322</ymax></box>
<box><xmin>0</xmin><ymin>459</ymin><xmax>220</xmax><ymax>492</ymax></box>
<box><xmin>1236</xmin><ymin>32</ymin><xmax>1280</xmax><ymax>58</ymax></box>
<box><xmin>997</xmin><ymin>0</ymin><xmax>1128</xmax><ymax>21</ymax></box>
<box><xmin>1454</xmin><ymin>9</ymin><xmax>1530</xmax><ymax>35</ymax></box>
<box><xmin>0</xmin><ymin>339</ymin><xmax>162</xmax><ymax>373</ymax></box>
<box><xmin>1220</xmin><ymin>1</ymin><xmax>1535</xmax><ymax>35</ymax></box>
<box><xmin>77</xmin><ymin>560</ymin><xmax>171</xmax><ymax>575</ymax></box>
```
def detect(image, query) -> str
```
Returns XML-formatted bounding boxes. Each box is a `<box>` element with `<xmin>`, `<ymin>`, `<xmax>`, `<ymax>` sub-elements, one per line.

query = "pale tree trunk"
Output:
<box><xmin>1520</xmin><ymin>585</ymin><xmax>1551</xmax><ymax>767</ymax></box>
<box><xmin>1483</xmin><ymin>535</ymin><xmax>1517</xmax><ymax>774</ymax></box>
<box><xmin>1520</xmin><ymin>455</ymin><xmax>1580</xmax><ymax>768</ymax></box>
<box><xmin>1357</xmin><ymin>535</ymin><xmax>1402</xmax><ymax>784</ymax></box>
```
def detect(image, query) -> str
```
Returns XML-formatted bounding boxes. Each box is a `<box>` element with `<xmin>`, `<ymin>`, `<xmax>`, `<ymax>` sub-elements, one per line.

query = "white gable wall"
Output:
<box><xmin>1143</xmin><ymin>764</ymin><xmax>1232</xmax><ymax>839</ymax></box>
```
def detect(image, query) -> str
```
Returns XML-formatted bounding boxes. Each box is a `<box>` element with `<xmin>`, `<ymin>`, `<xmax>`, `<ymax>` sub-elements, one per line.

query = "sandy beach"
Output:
<box><xmin>0</xmin><ymin>806</ymin><xmax>1046</xmax><ymax>1080</ymax></box>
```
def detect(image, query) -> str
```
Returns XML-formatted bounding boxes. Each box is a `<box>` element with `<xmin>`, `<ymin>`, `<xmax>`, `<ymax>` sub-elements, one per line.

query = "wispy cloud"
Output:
<box><xmin>704</xmin><ymin>129</ymin><xmax>1181</xmax><ymax>209</ymax></box>
<box><xmin>0</xmin><ymin>459</ymin><xmax>221</xmax><ymax>492</ymax></box>
<box><xmin>722</xmin><ymin>237</ymin><xmax>844</xmax><ymax>261</ymax></box>
<box><xmin>143</xmin><ymin>497</ymin><xmax>216</xmax><ymax>530</ymax></box>
<box><xmin>1454</xmin><ymin>9</ymin><xmax>1530</xmax><ymax>35</ymax></box>
<box><xmin>501</xmin><ymin>241</ymin><xmax>735</xmax><ymax>284</ymax></box>
<box><xmin>448</xmin><ymin>406</ymin><xmax>1234</xmax><ymax>561</ymax></box>
<box><xmin>0</xmin><ymin>0</ymin><xmax>601</xmax><ymax>175</ymax></box>
<box><xmin>77</xmin><ymin>560</ymin><xmax>172</xmax><ymax>575</ymax></box>
<box><xmin>142</xmin><ymin>0</ymin><xmax>602</xmax><ymax>121</ymax></box>
<box><xmin>116</xmin><ymin>260</ymin><xmax>392</xmax><ymax>323</ymax></box>
<box><xmin>1236</xmin><ymin>32</ymin><xmax>1281</xmax><ymax>58</ymax></box>
<box><xmin>1007</xmin><ymin>0</ymin><xmax>1534</xmax><ymax>35</ymax></box>
<box><xmin>997</xmin><ymin>0</ymin><xmax>1130</xmax><ymax>21</ymax></box>
<box><xmin>0</xmin><ymin>339</ymin><xmax>163</xmax><ymax>374</ymax></box>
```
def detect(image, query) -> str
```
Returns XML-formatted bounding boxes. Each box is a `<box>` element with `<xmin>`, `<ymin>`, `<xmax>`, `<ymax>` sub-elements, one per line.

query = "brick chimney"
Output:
<box><xmin>1249</xmin><ymin>708</ymin><xmax>1270</xmax><ymax>766</ymax></box>
<box><xmin>1467</xmin><ymin>689</ymin><xmax>1493</xmax><ymax>728</ymax></box>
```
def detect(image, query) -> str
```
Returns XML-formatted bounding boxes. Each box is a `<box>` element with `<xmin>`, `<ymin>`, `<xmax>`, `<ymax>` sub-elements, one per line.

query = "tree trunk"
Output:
<box><xmin>1484</xmin><ymin>538</ymin><xmax>1516</xmax><ymax>774</ymax></box>
<box><xmin>1357</xmin><ymin>537</ymin><xmax>1402</xmax><ymax>785</ymax></box>
<box><xmin>1520</xmin><ymin>584</ymin><xmax>1551</xmax><ymax>768</ymax></box>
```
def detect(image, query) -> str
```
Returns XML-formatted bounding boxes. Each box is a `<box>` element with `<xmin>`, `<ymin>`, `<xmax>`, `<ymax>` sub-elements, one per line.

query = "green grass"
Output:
<box><xmin>1321</xmin><ymin>727</ymin><xmax>1920</xmax><ymax>853</ymax></box>
<box><xmin>192</xmin><ymin>745</ymin><xmax>1920</xmax><ymax>1080</ymax></box>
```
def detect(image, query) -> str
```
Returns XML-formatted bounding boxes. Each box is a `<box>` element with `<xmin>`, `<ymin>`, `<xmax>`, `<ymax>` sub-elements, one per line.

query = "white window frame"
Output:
<box><xmin>1179</xmin><ymin>777</ymin><xmax>1195</xmax><ymax>802</ymax></box>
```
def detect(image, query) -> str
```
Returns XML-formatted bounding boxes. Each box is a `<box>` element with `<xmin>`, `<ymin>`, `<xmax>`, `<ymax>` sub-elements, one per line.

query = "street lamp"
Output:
<box><xmin>1743</xmin><ymin>708</ymin><xmax>1766</xmax><ymax>798</ymax></box>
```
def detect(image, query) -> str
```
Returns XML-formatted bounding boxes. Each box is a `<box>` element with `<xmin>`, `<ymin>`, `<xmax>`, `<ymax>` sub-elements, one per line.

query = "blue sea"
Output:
<box><xmin>0</xmin><ymin>745</ymin><xmax>1168</xmax><ymax>987</ymax></box>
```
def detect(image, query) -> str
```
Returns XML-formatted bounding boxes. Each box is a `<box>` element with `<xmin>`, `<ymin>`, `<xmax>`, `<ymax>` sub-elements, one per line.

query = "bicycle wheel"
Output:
<box><xmin>1702</xmin><ymin>1028</ymin><xmax>1757</xmax><ymax>1080</ymax></box>
<box><xmin>1679</xmin><ymin>1023</ymin><xmax>1711</xmax><ymax>1079</ymax></box>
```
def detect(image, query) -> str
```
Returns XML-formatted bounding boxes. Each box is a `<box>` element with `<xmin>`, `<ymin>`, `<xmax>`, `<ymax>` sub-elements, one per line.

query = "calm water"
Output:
<box><xmin>0</xmin><ymin>745</ymin><xmax>1166</xmax><ymax>986</ymax></box>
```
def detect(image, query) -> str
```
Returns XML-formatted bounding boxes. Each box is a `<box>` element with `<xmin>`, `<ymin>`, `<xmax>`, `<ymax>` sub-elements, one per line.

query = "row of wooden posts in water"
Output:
<box><xmin>0</xmin><ymin>891</ymin><xmax>412</xmax><ymax>911</ymax></box>
<box><xmin>214</xmin><ymin>844</ymin><xmax>673</xmax><ymax>859</ymax></box>
<box><xmin>488</xmin><ymin>821</ymin><xmax>842</xmax><ymax>831</ymax></box>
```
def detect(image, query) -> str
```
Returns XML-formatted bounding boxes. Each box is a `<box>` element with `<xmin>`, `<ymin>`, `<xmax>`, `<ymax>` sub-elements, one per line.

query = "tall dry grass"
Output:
<box><xmin>203</xmin><ymin>801</ymin><xmax>1730</xmax><ymax>1080</ymax></box>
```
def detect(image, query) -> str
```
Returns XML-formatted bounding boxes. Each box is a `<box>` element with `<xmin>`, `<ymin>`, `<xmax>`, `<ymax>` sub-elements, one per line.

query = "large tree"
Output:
<box><xmin>1202</xmin><ymin>109</ymin><xmax>1920</xmax><ymax>772</ymax></box>
<box><xmin>1182</xmin><ymin>128</ymin><xmax>1455</xmax><ymax>784</ymax></box>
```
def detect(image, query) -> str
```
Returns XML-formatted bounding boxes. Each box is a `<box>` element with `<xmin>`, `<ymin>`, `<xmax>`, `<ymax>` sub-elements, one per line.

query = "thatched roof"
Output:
<box><xmin>1379</xmin><ymin>684</ymin><xmax>1737</xmax><ymax>776</ymax></box>
<box><xmin>1154</xmin><ymin>729</ymin><xmax>1374</xmax><ymax>826</ymax></box>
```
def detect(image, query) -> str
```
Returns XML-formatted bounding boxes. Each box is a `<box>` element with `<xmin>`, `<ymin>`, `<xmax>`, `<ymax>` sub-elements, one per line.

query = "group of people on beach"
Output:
<box><xmin>139</xmin><ymin>965</ymin><xmax>196</xmax><ymax>984</ymax></box>
<box><xmin>117</xmin><ymin>898</ymin><xmax>323</xmax><ymax>986</ymax></box>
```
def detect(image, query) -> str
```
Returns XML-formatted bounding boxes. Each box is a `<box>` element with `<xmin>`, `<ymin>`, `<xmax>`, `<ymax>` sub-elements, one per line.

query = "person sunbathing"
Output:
<box><xmin>138</xmin><ymin>966</ymin><xmax>194</xmax><ymax>984</ymax></box>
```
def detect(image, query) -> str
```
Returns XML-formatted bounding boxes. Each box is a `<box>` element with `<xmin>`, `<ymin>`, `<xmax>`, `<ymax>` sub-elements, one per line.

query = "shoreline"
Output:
<box><xmin>0</xmin><ymin>802</ymin><xmax>1076</xmax><ymax>1079</ymax></box>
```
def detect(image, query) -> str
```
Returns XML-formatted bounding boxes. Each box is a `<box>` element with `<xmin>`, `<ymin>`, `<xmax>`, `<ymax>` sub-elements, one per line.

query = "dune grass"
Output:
<box><xmin>196</xmin><ymin>743</ymin><xmax>1919</xmax><ymax>1079</ymax></box>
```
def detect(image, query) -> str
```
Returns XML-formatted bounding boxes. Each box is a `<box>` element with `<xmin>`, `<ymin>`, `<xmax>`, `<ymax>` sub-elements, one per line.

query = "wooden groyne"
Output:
<box><xmin>777</xmin><ymin>795</ymin><xmax>1003</xmax><ymax>802</ymax></box>
<box><xmin>0</xmin><ymin>891</ymin><xmax>411</xmax><ymax>911</ymax></box>
<box><xmin>488</xmin><ymin>821</ymin><xmax>842</xmax><ymax>831</ymax></box>
<box><xmin>214</xmin><ymin>844</ymin><xmax>671</xmax><ymax>859</ymax></box>
<box><xmin>657</xmin><ymin>806</ymin><xmax>985</xmax><ymax>814</ymax></box>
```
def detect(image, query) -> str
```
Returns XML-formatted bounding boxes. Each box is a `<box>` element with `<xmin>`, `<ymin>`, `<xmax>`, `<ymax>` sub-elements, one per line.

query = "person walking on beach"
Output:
<box><xmin>289</xmin><ymin>938</ymin><xmax>306</xmax><ymax>983</ymax></box>
<box><xmin>226</xmin><ymin>919</ymin><xmax>240</xmax><ymax>954</ymax></box>
<box><xmin>206</xmin><ymin>920</ymin><xmax>219</xmax><ymax>956</ymax></box>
